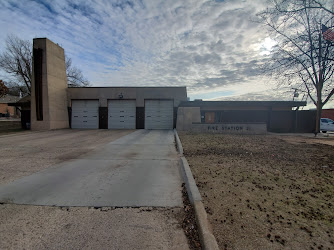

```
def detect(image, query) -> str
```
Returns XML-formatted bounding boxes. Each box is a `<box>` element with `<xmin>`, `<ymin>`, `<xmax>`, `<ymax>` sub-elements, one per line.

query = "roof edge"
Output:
<box><xmin>68</xmin><ymin>86</ymin><xmax>187</xmax><ymax>88</ymax></box>
<box><xmin>179</xmin><ymin>101</ymin><xmax>307</xmax><ymax>107</ymax></box>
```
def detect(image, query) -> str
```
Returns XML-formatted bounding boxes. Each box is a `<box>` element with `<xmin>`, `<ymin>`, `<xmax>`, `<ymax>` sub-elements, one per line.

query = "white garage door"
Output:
<box><xmin>145</xmin><ymin>100</ymin><xmax>173</xmax><ymax>129</ymax></box>
<box><xmin>71</xmin><ymin>100</ymin><xmax>99</xmax><ymax>129</ymax></box>
<box><xmin>108</xmin><ymin>100</ymin><xmax>136</xmax><ymax>129</ymax></box>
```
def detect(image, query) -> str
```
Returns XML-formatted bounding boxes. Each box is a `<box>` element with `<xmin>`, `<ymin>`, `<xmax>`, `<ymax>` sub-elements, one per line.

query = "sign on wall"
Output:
<box><xmin>191</xmin><ymin>123</ymin><xmax>267</xmax><ymax>134</ymax></box>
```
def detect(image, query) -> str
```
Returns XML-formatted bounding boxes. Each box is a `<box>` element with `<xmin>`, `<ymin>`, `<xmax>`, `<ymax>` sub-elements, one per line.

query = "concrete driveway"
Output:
<box><xmin>0</xmin><ymin>130</ymin><xmax>182</xmax><ymax>207</ymax></box>
<box><xmin>0</xmin><ymin>129</ymin><xmax>189</xmax><ymax>249</ymax></box>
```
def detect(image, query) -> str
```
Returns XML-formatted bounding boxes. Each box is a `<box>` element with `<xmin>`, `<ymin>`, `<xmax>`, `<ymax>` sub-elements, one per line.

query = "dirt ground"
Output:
<box><xmin>179</xmin><ymin>132</ymin><xmax>334</xmax><ymax>250</ymax></box>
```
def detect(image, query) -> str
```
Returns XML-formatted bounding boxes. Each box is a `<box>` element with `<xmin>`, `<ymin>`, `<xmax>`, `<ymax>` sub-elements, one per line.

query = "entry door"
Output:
<box><xmin>205</xmin><ymin>112</ymin><xmax>215</xmax><ymax>123</ymax></box>
<box><xmin>71</xmin><ymin>100</ymin><xmax>99</xmax><ymax>129</ymax></box>
<box><xmin>108</xmin><ymin>100</ymin><xmax>136</xmax><ymax>129</ymax></box>
<box><xmin>145</xmin><ymin>100</ymin><xmax>173</xmax><ymax>129</ymax></box>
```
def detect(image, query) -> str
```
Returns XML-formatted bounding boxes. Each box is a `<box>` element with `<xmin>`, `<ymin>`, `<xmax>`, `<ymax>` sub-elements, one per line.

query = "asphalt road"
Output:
<box><xmin>0</xmin><ymin>130</ymin><xmax>183</xmax><ymax>207</ymax></box>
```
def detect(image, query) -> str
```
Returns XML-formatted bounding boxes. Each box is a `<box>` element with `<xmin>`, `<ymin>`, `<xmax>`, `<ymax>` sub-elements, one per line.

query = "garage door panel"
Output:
<box><xmin>109</xmin><ymin>111</ymin><xmax>135</xmax><ymax>115</ymax></box>
<box><xmin>72</xmin><ymin>111</ymin><xmax>98</xmax><ymax>115</ymax></box>
<box><xmin>71</xmin><ymin>100</ymin><xmax>99</xmax><ymax>129</ymax></box>
<box><xmin>108</xmin><ymin>100</ymin><xmax>136</xmax><ymax>129</ymax></box>
<box><xmin>145</xmin><ymin>100</ymin><xmax>173</xmax><ymax>130</ymax></box>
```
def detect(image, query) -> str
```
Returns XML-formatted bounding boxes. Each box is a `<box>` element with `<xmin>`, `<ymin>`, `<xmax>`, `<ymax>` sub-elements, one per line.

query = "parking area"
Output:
<box><xmin>0</xmin><ymin>130</ymin><xmax>183</xmax><ymax>207</ymax></box>
<box><xmin>0</xmin><ymin>129</ymin><xmax>134</xmax><ymax>185</ymax></box>
<box><xmin>0</xmin><ymin>129</ymin><xmax>189</xmax><ymax>249</ymax></box>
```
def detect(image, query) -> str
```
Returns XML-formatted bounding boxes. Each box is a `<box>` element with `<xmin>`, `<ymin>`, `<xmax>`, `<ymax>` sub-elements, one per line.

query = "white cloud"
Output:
<box><xmin>3</xmin><ymin>0</ymin><xmax>328</xmax><ymax>105</ymax></box>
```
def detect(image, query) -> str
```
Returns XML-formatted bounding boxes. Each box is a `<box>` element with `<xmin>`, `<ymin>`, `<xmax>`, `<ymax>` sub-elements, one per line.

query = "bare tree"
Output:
<box><xmin>0</xmin><ymin>80</ymin><xmax>8</xmax><ymax>97</ymax></box>
<box><xmin>0</xmin><ymin>35</ymin><xmax>90</xmax><ymax>96</ymax></box>
<box><xmin>65</xmin><ymin>57</ymin><xmax>90</xmax><ymax>87</ymax></box>
<box><xmin>257</xmin><ymin>0</ymin><xmax>334</xmax><ymax>135</ymax></box>
<box><xmin>1</xmin><ymin>81</ymin><xmax>28</xmax><ymax>97</ymax></box>
<box><xmin>274</xmin><ymin>0</ymin><xmax>334</xmax><ymax>15</ymax></box>
<box><xmin>0</xmin><ymin>35</ymin><xmax>32</xmax><ymax>94</ymax></box>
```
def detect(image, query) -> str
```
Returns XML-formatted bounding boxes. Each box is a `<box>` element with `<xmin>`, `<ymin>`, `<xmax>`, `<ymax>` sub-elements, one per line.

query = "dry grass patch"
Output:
<box><xmin>179</xmin><ymin>132</ymin><xmax>334</xmax><ymax>250</ymax></box>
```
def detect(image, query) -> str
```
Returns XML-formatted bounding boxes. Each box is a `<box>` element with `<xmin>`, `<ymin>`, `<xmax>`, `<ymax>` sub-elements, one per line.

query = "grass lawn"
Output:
<box><xmin>179</xmin><ymin>132</ymin><xmax>334</xmax><ymax>250</ymax></box>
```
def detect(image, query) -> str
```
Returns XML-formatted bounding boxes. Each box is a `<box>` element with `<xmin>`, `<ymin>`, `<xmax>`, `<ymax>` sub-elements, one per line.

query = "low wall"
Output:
<box><xmin>176</xmin><ymin>107</ymin><xmax>201</xmax><ymax>131</ymax></box>
<box><xmin>190</xmin><ymin>123</ymin><xmax>267</xmax><ymax>134</ymax></box>
<box><xmin>0</xmin><ymin>121</ymin><xmax>22</xmax><ymax>131</ymax></box>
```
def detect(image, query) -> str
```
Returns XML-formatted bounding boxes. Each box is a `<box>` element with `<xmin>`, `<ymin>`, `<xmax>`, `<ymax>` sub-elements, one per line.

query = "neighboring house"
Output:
<box><xmin>0</xmin><ymin>95</ymin><xmax>21</xmax><ymax>117</ymax></box>
<box><xmin>322</xmin><ymin>109</ymin><xmax>334</xmax><ymax>121</ymax></box>
<box><xmin>8</xmin><ymin>95</ymin><xmax>31</xmax><ymax>129</ymax></box>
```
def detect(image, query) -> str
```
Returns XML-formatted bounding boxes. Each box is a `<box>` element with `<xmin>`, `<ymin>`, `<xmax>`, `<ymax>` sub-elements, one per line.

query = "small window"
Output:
<box><xmin>201</xmin><ymin>112</ymin><xmax>205</xmax><ymax>123</ymax></box>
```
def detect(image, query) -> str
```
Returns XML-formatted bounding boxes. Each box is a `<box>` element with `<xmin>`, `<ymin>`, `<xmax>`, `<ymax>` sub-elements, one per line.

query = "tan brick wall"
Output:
<box><xmin>31</xmin><ymin>38</ymin><xmax>69</xmax><ymax>130</ymax></box>
<box><xmin>67</xmin><ymin>87</ymin><xmax>187</xmax><ymax>108</ymax></box>
<box><xmin>176</xmin><ymin>107</ymin><xmax>201</xmax><ymax>131</ymax></box>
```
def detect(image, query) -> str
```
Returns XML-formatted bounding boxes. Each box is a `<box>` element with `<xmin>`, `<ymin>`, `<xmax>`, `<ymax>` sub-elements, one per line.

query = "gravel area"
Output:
<box><xmin>179</xmin><ymin>132</ymin><xmax>334</xmax><ymax>250</ymax></box>
<box><xmin>181</xmin><ymin>183</ymin><xmax>202</xmax><ymax>249</ymax></box>
<box><xmin>0</xmin><ymin>204</ymin><xmax>188</xmax><ymax>250</ymax></box>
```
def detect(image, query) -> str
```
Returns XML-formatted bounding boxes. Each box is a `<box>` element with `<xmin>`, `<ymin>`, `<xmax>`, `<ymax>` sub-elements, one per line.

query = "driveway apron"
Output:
<box><xmin>0</xmin><ymin>130</ymin><xmax>183</xmax><ymax>207</ymax></box>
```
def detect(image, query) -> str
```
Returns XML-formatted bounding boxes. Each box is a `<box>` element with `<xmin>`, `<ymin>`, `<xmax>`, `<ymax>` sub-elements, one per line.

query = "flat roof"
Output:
<box><xmin>68</xmin><ymin>86</ymin><xmax>186</xmax><ymax>89</ymax></box>
<box><xmin>180</xmin><ymin>101</ymin><xmax>307</xmax><ymax>107</ymax></box>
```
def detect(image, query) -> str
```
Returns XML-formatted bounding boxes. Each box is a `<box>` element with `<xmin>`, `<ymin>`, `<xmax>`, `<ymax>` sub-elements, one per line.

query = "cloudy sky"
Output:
<box><xmin>0</xmin><ymin>0</ymin><xmax>331</xmax><ymax>108</ymax></box>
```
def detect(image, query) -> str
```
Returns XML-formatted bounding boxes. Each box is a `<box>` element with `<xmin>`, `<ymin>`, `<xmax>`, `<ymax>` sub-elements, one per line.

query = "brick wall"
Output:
<box><xmin>0</xmin><ymin>104</ymin><xmax>15</xmax><ymax>116</ymax></box>
<box><xmin>322</xmin><ymin>109</ymin><xmax>334</xmax><ymax>120</ymax></box>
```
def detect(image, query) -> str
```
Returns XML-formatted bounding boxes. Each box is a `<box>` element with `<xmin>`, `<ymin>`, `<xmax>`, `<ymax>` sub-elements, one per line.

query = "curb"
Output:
<box><xmin>174</xmin><ymin>129</ymin><xmax>183</xmax><ymax>155</ymax></box>
<box><xmin>174</xmin><ymin>129</ymin><xmax>219</xmax><ymax>250</ymax></box>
